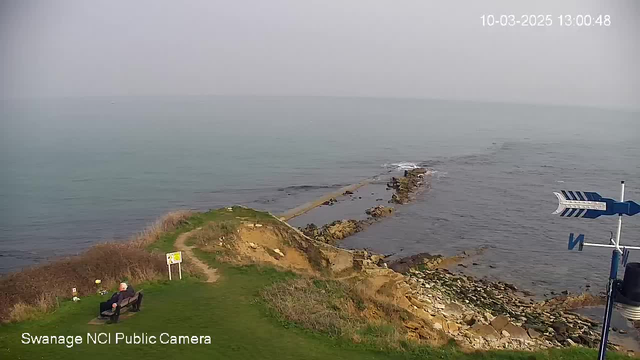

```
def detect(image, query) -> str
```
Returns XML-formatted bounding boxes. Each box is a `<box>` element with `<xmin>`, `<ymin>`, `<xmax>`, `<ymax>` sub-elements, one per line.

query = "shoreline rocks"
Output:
<box><xmin>348</xmin><ymin>250</ymin><xmax>616</xmax><ymax>352</ymax></box>
<box><xmin>403</xmin><ymin>265</ymin><xmax>604</xmax><ymax>350</ymax></box>
<box><xmin>388</xmin><ymin>252</ymin><xmax>443</xmax><ymax>273</ymax></box>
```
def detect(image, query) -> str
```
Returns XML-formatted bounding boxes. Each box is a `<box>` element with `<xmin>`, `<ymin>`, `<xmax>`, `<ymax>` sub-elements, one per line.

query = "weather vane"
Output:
<box><xmin>553</xmin><ymin>181</ymin><xmax>640</xmax><ymax>359</ymax></box>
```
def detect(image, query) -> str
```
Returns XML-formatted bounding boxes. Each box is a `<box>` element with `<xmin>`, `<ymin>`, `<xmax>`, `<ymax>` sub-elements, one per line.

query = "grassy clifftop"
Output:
<box><xmin>0</xmin><ymin>208</ymin><xmax>628</xmax><ymax>359</ymax></box>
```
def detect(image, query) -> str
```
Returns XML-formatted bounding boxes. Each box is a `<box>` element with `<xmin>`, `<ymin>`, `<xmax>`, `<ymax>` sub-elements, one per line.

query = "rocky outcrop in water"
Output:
<box><xmin>299</xmin><ymin>170</ymin><xmax>431</xmax><ymax>243</ymax></box>
<box><xmin>300</xmin><ymin>206</ymin><xmax>396</xmax><ymax>243</ymax></box>
<box><xmin>322</xmin><ymin>198</ymin><xmax>338</xmax><ymax>206</ymax></box>
<box><xmin>300</xmin><ymin>220</ymin><xmax>363</xmax><ymax>243</ymax></box>
<box><xmin>388</xmin><ymin>168</ymin><xmax>430</xmax><ymax>204</ymax></box>
<box><xmin>365</xmin><ymin>205</ymin><xmax>394</xmax><ymax>218</ymax></box>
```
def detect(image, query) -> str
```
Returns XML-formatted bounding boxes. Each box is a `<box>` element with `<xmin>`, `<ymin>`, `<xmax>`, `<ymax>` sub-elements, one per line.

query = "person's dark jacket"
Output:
<box><xmin>108</xmin><ymin>286</ymin><xmax>136</xmax><ymax>307</ymax></box>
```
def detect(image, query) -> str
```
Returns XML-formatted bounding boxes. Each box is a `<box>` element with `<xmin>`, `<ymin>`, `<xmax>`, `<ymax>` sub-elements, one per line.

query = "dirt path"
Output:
<box><xmin>175</xmin><ymin>228</ymin><xmax>219</xmax><ymax>282</ymax></box>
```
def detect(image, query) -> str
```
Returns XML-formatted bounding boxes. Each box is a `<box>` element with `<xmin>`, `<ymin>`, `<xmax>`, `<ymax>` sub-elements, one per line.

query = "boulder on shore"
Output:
<box><xmin>388</xmin><ymin>253</ymin><xmax>443</xmax><ymax>273</ymax></box>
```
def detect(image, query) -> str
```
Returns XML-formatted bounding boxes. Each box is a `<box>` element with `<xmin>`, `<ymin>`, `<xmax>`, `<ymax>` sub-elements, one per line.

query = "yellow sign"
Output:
<box><xmin>166</xmin><ymin>251</ymin><xmax>182</xmax><ymax>265</ymax></box>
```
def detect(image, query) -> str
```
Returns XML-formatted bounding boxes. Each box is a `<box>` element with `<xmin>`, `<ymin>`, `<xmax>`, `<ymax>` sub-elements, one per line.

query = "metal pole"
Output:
<box><xmin>178</xmin><ymin>263</ymin><xmax>182</xmax><ymax>280</ymax></box>
<box><xmin>168</xmin><ymin>264</ymin><xmax>172</xmax><ymax>281</ymax></box>
<box><xmin>598</xmin><ymin>250</ymin><xmax>619</xmax><ymax>359</ymax></box>
<box><xmin>597</xmin><ymin>181</ymin><xmax>625</xmax><ymax>360</ymax></box>
<box><xmin>583</xmin><ymin>243</ymin><xmax>640</xmax><ymax>251</ymax></box>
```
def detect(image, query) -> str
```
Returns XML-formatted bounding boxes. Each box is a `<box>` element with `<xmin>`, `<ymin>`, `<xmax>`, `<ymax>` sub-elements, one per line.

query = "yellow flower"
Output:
<box><xmin>95</xmin><ymin>279</ymin><xmax>101</xmax><ymax>284</ymax></box>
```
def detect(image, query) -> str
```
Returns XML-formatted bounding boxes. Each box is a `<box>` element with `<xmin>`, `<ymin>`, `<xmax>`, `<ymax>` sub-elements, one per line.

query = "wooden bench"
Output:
<box><xmin>101</xmin><ymin>291</ymin><xmax>142</xmax><ymax>323</ymax></box>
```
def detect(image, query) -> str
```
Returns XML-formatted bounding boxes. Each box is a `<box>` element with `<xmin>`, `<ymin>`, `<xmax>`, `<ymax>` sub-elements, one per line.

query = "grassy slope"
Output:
<box><xmin>148</xmin><ymin>207</ymin><xmax>277</xmax><ymax>253</ymax></box>
<box><xmin>0</xmin><ymin>209</ymin><xmax>627</xmax><ymax>360</ymax></box>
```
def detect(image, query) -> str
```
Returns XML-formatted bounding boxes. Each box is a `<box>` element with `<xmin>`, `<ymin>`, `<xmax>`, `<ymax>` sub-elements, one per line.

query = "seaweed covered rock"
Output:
<box><xmin>326</xmin><ymin>220</ymin><xmax>362</xmax><ymax>240</ymax></box>
<box><xmin>322</xmin><ymin>198</ymin><xmax>338</xmax><ymax>206</ymax></box>
<box><xmin>365</xmin><ymin>205</ymin><xmax>395</xmax><ymax>218</ymax></box>
<box><xmin>388</xmin><ymin>168</ymin><xmax>430</xmax><ymax>204</ymax></box>
<box><xmin>300</xmin><ymin>220</ymin><xmax>363</xmax><ymax>243</ymax></box>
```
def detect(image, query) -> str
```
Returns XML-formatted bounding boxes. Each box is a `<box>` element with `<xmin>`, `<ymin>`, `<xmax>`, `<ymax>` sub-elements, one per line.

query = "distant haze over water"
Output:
<box><xmin>1</xmin><ymin>96</ymin><xmax>638</xmax><ymax>294</ymax></box>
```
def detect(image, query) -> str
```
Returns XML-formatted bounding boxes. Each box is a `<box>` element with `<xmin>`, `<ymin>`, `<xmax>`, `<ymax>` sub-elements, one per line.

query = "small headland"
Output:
<box><xmin>0</xmin><ymin>180</ymin><xmax>634</xmax><ymax>359</ymax></box>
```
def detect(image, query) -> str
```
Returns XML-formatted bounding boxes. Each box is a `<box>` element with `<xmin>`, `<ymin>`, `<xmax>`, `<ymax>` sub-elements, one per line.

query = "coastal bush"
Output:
<box><xmin>6</xmin><ymin>296</ymin><xmax>52</xmax><ymax>323</ymax></box>
<box><xmin>0</xmin><ymin>243</ymin><xmax>166</xmax><ymax>322</ymax></box>
<box><xmin>130</xmin><ymin>210</ymin><xmax>193</xmax><ymax>248</ymax></box>
<box><xmin>260</xmin><ymin>278</ymin><xmax>411</xmax><ymax>348</ymax></box>
<box><xmin>0</xmin><ymin>210</ymin><xmax>192</xmax><ymax>323</ymax></box>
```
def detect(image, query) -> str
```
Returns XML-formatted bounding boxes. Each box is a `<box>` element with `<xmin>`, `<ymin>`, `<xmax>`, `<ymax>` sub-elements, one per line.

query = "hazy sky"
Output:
<box><xmin>1</xmin><ymin>0</ymin><xmax>638</xmax><ymax>109</ymax></box>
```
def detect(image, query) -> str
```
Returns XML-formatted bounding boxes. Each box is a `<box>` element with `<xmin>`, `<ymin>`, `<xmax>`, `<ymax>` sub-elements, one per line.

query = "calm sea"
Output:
<box><xmin>1</xmin><ymin>96</ymin><xmax>638</xmax><ymax>294</ymax></box>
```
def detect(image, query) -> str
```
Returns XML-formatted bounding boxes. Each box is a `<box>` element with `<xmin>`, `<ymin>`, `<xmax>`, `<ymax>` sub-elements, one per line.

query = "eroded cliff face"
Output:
<box><xmin>197</xmin><ymin>214</ymin><xmax>359</xmax><ymax>278</ymax></box>
<box><xmin>194</xmin><ymin>209</ymin><xmax>608</xmax><ymax>352</ymax></box>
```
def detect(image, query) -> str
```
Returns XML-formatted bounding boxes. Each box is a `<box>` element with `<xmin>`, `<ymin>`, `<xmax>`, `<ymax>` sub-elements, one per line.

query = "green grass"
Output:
<box><xmin>0</xmin><ymin>261</ymin><xmax>625</xmax><ymax>360</ymax></box>
<box><xmin>148</xmin><ymin>206</ymin><xmax>278</xmax><ymax>253</ymax></box>
<box><xmin>0</xmin><ymin>208</ymin><xmax>628</xmax><ymax>360</ymax></box>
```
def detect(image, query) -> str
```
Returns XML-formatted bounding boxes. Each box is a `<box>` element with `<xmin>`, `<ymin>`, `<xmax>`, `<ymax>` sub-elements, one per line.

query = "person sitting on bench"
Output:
<box><xmin>99</xmin><ymin>282</ymin><xmax>143</xmax><ymax>318</ymax></box>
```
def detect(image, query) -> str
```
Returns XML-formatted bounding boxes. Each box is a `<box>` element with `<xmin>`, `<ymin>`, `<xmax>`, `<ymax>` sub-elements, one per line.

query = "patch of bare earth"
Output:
<box><xmin>175</xmin><ymin>229</ymin><xmax>219</xmax><ymax>282</ymax></box>
<box><xmin>197</xmin><ymin>218</ymin><xmax>357</xmax><ymax>278</ymax></box>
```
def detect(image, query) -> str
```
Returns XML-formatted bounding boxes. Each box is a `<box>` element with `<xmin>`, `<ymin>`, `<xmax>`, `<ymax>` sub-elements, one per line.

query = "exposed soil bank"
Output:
<box><xmin>198</xmin><ymin>207</ymin><xmax>619</xmax><ymax>352</ymax></box>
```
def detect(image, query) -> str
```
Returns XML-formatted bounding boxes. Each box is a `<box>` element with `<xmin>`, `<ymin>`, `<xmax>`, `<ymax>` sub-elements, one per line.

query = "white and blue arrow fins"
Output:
<box><xmin>552</xmin><ymin>190</ymin><xmax>606</xmax><ymax>218</ymax></box>
<box><xmin>552</xmin><ymin>192</ymin><xmax>568</xmax><ymax>215</ymax></box>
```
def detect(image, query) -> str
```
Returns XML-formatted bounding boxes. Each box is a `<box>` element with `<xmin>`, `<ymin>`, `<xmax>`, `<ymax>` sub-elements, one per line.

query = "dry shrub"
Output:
<box><xmin>130</xmin><ymin>210</ymin><xmax>193</xmax><ymax>248</ymax></box>
<box><xmin>0</xmin><ymin>242</ymin><xmax>166</xmax><ymax>322</ymax></box>
<box><xmin>261</xmin><ymin>278</ymin><xmax>409</xmax><ymax>346</ymax></box>
<box><xmin>8</xmin><ymin>296</ymin><xmax>53</xmax><ymax>323</ymax></box>
<box><xmin>0</xmin><ymin>210</ymin><xmax>194</xmax><ymax>323</ymax></box>
<box><xmin>192</xmin><ymin>221</ymin><xmax>237</xmax><ymax>246</ymax></box>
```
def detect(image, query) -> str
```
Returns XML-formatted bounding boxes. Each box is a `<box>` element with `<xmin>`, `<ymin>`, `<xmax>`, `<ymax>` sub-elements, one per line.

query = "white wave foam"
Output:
<box><xmin>382</xmin><ymin>162</ymin><xmax>419</xmax><ymax>171</ymax></box>
<box><xmin>434</xmin><ymin>170</ymin><xmax>447</xmax><ymax>179</ymax></box>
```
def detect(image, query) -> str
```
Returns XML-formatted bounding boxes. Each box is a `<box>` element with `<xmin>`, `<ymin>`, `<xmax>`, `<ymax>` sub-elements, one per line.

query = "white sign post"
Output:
<box><xmin>166</xmin><ymin>251</ymin><xmax>183</xmax><ymax>280</ymax></box>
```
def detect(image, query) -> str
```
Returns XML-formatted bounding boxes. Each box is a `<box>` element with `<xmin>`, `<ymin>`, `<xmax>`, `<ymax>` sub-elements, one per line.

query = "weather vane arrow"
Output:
<box><xmin>553</xmin><ymin>190</ymin><xmax>640</xmax><ymax>218</ymax></box>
